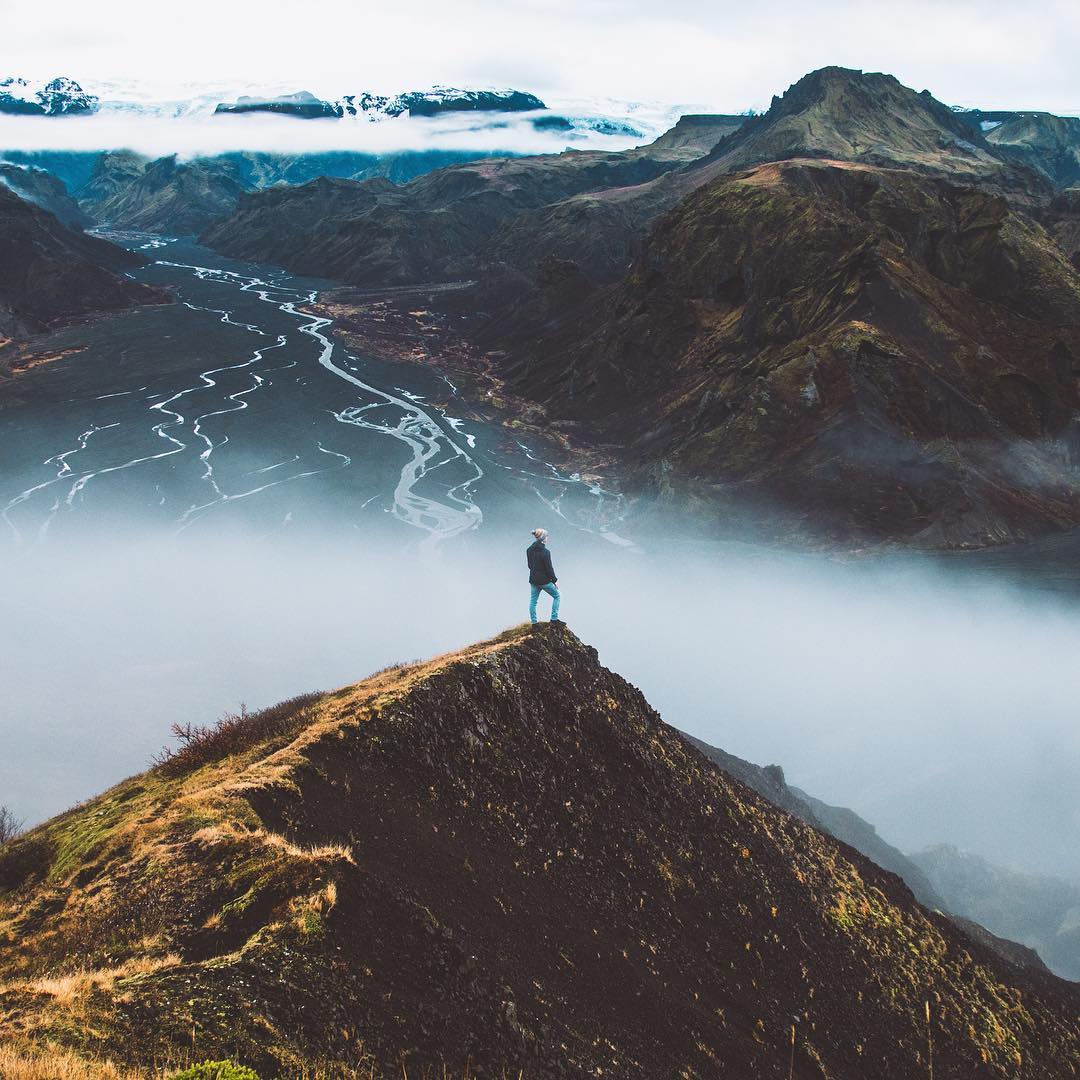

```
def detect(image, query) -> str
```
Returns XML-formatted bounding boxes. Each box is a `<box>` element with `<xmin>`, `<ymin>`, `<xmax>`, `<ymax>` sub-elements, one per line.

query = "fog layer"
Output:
<box><xmin>0</xmin><ymin>108</ymin><xmax>669</xmax><ymax>159</ymax></box>
<box><xmin>2</xmin><ymin>530</ymin><xmax>1078</xmax><ymax>882</ymax></box>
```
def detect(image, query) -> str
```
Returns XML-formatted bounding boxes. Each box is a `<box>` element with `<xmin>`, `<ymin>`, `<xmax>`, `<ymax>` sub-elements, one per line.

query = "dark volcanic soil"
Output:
<box><xmin>2</xmin><ymin>625</ymin><xmax>1079</xmax><ymax>1077</ymax></box>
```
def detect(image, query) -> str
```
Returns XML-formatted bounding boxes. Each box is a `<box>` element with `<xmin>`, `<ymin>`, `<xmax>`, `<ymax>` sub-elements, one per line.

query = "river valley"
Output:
<box><xmin>0</xmin><ymin>234</ymin><xmax>629</xmax><ymax>550</ymax></box>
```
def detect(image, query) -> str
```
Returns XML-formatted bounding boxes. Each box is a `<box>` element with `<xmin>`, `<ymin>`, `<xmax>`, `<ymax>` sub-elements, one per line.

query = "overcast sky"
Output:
<box><xmin>6</xmin><ymin>0</ymin><xmax>1080</xmax><ymax>113</ymax></box>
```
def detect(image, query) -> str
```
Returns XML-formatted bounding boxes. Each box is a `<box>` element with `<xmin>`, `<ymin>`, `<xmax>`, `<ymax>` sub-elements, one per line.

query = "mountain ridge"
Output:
<box><xmin>2</xmin><ymin>624</ymin><xmax>1079</xmax><ymax>1077</ymax></box>
<box><xmin>912</xmin><ymin>843</ymin><xmax>1080</xmax><ymax>981</ymax></box>
<box><xmin>0</xmin><ymin>186</ymin><xmax>166</xmax><ymax>352</ymax></box>
<box><xmin>200</xmin><ymin>116</ymin><xmax>739</xmax><ymax>286</ymax></box>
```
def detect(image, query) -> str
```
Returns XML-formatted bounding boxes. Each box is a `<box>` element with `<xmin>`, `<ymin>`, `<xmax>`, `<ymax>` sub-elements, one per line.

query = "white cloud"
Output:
<box><xmin>0</xmin><ymin>110</ymin><xmax>668</xmax><ymax>158</ymax></box>
<box><xmin>4</xmin><ymin>0</ymin><xmax>1079</xmax><ymax>115</ymax></box>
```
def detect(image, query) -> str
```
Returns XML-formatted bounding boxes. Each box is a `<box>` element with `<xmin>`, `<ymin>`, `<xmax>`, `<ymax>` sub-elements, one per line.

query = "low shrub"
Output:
<box><xmin>152</xmin><ymin>692</ymin><xmax>324</xmax><ymax>778</ymax></box>
<box><xmin>0</xmin><ymin>833</ymin><xmax>53</xmax><ymax>891</ymax></box>
<box><xmin>0</xmin><ymin>804</ymin><xmax>24</xmax><ymax>845</ymax></box>
<box><xmin>168</xmin><ymin>1062</ymin><xmax>260</xmax><ymax>1080</ymax></box>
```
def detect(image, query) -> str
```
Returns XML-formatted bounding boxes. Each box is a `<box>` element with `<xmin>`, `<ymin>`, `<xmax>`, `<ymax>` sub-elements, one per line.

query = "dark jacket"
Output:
<box><xmin>527</xmin><ymin>540</ymin><xmax>557</xmax><ymax>586</ymax></box>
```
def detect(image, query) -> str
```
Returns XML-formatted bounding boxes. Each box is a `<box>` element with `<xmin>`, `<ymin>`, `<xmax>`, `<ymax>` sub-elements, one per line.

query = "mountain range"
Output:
<box><xmin>200</xmin><ymin>113</ymin><xmax>739</xmax><ymax>285</ymax></box>
<box><xmin>0</xmin><ymin>75</ymin><xmax>651</xmax><ymax>143</ymax></box>
<box><xmin>483</xmin><ymin>157</ymin><xmax>1080</xmax><ymax>546</ymax></box>
<box><xmin>196</xmin><ymin>66</ymin><xmax>1080</xmax><ymax>547</ymax></box>
<box><xmin>215</xmin><ymin>87</ymin><xmax>547</xmax><ymax>121</ymax></box>
<box><xmin>0</xmin><ymin>76</ymin><xmax>98</xmax><ymax>116</ymax></box>
<box><xmin>2</xmin><ymin>624</ymin><xmax>1078</xmax><ymax>1077</ymax></box>
<box><xmin>4</xmin><ymin>65</ymin><xmax>1080</xmax><ymax>548</ymax></box>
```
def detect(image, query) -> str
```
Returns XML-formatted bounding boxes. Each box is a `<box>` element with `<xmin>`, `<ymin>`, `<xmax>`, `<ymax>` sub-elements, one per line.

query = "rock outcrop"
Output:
<box><xmin>695</xmin><ymin>67</ymin><xmax>1047</xmax><ymax>199</ymax></box>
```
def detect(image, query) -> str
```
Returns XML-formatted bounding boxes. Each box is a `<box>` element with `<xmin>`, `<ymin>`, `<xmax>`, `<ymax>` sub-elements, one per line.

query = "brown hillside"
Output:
<box><xmin>2</xmin><ymin>624</ymin><xmax>1079</xmax><ymax>1077</ymax></box>
<box><xmin>483</xmin><ymin>159</ymin><xmax>1080</xmax><ymax>547</ymax></box>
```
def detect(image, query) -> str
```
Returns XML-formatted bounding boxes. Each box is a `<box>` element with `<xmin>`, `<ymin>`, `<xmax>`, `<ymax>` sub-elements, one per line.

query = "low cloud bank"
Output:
<box><xmin>2</xmin><ymin>528</ymin><xmax>1079</xmax><ymax>884</ymax></box>
<box><xmin>0</xmin><ymin>105</ymin><xmax>676</xmax><ymax>160</ymax></box>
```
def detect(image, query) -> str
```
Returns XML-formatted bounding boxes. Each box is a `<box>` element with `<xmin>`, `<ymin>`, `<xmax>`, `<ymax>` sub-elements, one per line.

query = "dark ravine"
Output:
<box><xmin>2</xmin><ymin>624</ymin><xmax>1079</xmax><ymax>1077</ymax></box>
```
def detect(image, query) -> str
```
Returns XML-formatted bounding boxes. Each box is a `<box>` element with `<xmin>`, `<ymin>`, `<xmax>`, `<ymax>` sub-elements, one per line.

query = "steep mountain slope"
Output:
<box><xmin>2</xmin><ymin>624</ymin><xmax>1079</xmax><ymax>1078</ymax></box>
<box><xmin>1048</xmin><ymin>187</ymin><xmax>1080</xmax><ymax>267</ymax></box>
<box><xmin>0</xmin><ymin>186</ymin><xmax>164</xmax><ymax>347</ymax></box>
<box><xmin>0</xmin><ymin>149</ymin><xmax>104</xmax><ymax>195</ymax></box>
<box><xmin>984</xmin><ymin>113</ymin><xmax>1080</xmax><ymax>188</ymax></box>
<box><xmin>683</xmin><ymin>736</ymin><xmax>1072</xmax><ymax>978</ymax></box>
<box><xmin>483</xmin><ymin>159</ymin><xmax>1080</xmax><ymax>546</ymax></box>
<box><xmin>789</xmin><ymin>785</ymin><xmax>946</xmax><ymax>911</ymax></box>
<box><xmin>912</xmin><ymin>844</ymin><xmax>1080</xmax><ymax>981</ymax></box>
<box><xmin>0</xmin><ymin>161</ymin><xmax>88</xmax><ymax>225</ymax></box>
<box><xmin>76</xmin><ymin>149</ymin><xmax>150</xmax><ymax>205</ymax></box>
<box><xmin>200</xmin><ymin>115</ymin><xmax>745</xmax><ymax>285</ymax></box>
<box><xmin>88</xmin><ymin>154</ymin><xmax>249</xmax><ymax>234</ymax></box>
<box><xmin>682</xmin><ymin>734</ymin><xmax>945</xmax><ymax>911</ymax></box>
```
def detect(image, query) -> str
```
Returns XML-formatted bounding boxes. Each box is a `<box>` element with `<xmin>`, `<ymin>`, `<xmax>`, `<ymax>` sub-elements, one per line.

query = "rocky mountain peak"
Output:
<box><xmin>702</xmin><ymin>65</ymin><xmax>1034</xmax><ymax>192</ymax></box>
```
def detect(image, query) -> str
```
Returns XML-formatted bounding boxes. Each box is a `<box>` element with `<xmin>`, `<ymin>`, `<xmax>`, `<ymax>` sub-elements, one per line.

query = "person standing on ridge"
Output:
<box><xmin>527</xmin><ymin>527</ymin><xmax>561</xmax><ymax>624</ymax></box>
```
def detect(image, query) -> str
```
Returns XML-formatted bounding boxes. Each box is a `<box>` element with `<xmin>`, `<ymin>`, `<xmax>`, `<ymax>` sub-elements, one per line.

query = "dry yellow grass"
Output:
<box><xmin>0</xmin><ymin>1041</ymin><xmax>151</xmax><ymax>1080</ymax></box>
<box><xmin>192</xmin><ymin>822</ymin><xmax>354</xmax><ymax>863</ymax></box>
<box><xmin>0</xmin><ymin>1043</ymin><xmax>503</xmax><ymax>1080</ymax></box>
<box><xmin>0</xmin><ymin>625</ymin><xmax>548</xmax><ymax>1077</ymax></box>
<box><xmin>2</xmin><ymin>954</ymin><xmax>182</xmax><ymax>1005</ymax></box>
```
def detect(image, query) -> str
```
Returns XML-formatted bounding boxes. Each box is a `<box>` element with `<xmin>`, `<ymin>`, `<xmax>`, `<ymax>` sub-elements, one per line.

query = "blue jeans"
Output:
<box><xmin>530</xmin><ymin>582</ymin><xmax>560</xmax><ymax>622</ymax></box>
